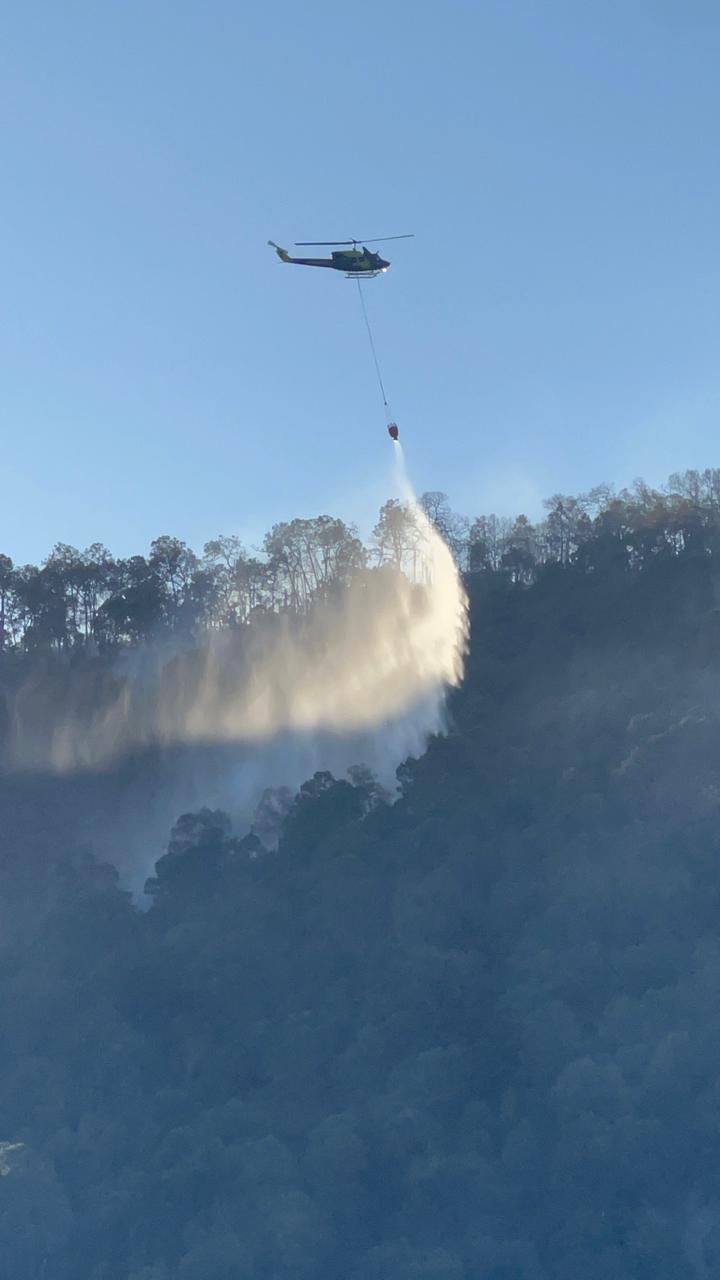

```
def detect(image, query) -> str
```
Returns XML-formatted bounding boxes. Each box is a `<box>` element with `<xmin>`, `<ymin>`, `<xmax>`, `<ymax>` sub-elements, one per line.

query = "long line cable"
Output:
<box><xmin>355</xmin><ymin>277</ymin><xmax>389</xmax><ymax>412</ymax></box>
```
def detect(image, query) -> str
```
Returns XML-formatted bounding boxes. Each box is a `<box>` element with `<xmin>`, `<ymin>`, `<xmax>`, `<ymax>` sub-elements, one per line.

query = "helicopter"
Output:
<box><xmin>268</xmin><ymin>235</ymin><xmax>413</xmax><ymax>279</ymax></box>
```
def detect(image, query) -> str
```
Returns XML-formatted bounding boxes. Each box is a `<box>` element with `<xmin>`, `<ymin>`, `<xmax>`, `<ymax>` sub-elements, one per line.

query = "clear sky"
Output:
<box><xmin>2</xmin><ymin>0</ymin><xmax>720</xmax><ymax>564</ymax></box>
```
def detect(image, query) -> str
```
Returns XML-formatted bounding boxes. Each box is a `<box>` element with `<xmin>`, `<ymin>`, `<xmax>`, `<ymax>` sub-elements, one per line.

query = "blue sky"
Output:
<box><xmin>2</xmin><ymin>0</ymin><xmax>720</xmax><ymax>563</ymax></box>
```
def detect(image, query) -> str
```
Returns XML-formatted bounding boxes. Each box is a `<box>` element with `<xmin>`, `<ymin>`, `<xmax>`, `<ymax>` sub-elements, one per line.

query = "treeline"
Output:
<box><xmin>2</xmin><ymin>468</ymin><xmax>720</xmax><ymax>652</ymax></box>
<box><xmin>467</xmin><ymin>467</ymin><xmax>720</xmax><ymax>581</ymax></box>
<box><xmin>0</xmin><ymin>510</ymin><xmax>399</xmax><ymax>652</ymax></box>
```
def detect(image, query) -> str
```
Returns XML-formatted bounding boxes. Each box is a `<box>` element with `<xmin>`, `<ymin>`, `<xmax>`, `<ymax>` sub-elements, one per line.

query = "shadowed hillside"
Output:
<box><xmin>4</xmin><ymin>472</ymin><xmax>720</xmax><ymax>1276</ymax></box>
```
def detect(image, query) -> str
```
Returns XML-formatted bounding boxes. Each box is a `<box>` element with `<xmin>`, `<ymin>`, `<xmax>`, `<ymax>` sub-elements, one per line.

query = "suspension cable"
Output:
<box><xmin>355</xmin><ymin>277</ymin><xmax>389</xmax><ymax>412</ymax></box>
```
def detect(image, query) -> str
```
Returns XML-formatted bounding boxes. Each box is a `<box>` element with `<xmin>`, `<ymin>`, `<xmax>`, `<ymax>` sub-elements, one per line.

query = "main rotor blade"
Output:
<box><xmin>295</xmin><ymin>234</ymin><xmax>414</xmax><ymax>246</ymax></box>
<box><xmin>358</xmin><ymin>234</ymin><xmax>415</xmax><ymax>244</ymax></box>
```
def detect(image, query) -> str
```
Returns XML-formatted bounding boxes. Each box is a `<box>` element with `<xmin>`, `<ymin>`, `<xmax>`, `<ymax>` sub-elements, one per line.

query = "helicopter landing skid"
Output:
<box><xmin>345</xmin><ymin>270</ymin><xmax>384</xmax><ymax>280</ymax></box>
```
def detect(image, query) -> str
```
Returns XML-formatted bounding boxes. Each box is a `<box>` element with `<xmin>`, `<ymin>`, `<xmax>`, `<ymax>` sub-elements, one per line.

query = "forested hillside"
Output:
<box><xmin>4</xmin><ymin>469</ymin><xmax>720</xmax><ymax>1277</ymax></box>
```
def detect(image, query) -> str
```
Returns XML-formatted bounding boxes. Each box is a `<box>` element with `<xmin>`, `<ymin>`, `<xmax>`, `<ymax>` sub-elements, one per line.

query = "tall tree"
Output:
<box><xmin>0</xmin><ymin>554</ymin><xmax>16</xmax><ymax>650</ymax></box>
<box><xmin>372</xmin><ymin>500</ymin><xmax>422</xmax><ymax>576</ymax></box>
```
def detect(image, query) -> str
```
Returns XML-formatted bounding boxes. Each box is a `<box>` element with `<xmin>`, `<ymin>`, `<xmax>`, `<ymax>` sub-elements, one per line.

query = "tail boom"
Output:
<box><xmin>268</xmin><ymin>240</ymin><xmax>335</xmax><ymax>268</ymax></box>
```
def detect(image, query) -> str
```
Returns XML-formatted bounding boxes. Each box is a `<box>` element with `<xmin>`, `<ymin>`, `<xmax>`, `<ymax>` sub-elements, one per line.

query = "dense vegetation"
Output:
<box><xmin>4</xmin><ymin>467</ymin><xmax>720</xmax><ymax>1276</ymax></box>
<box><xmin>2</xmin><ymin>466</ymin><xmax>720</xmax><ymax>650</ymax></box>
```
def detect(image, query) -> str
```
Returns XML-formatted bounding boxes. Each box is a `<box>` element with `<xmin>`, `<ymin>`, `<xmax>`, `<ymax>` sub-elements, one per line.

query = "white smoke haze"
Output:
<box><xmin>6</xmin><ymin>449</ymin><xmax>468</xmax><ymax>783</ymax></box>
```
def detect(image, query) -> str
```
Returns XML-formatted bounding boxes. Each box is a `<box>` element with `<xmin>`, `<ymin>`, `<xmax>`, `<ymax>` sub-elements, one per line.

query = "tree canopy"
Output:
<box><xmin>3</xmin><ymin>468</ymin><xmax>720</xmax><ymax>653</ymax></box>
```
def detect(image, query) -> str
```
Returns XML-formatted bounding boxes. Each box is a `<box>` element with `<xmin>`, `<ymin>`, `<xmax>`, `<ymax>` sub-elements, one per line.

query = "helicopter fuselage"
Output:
<box><xmin>269</xmin><ymin>241</ymin><xmax>389</xmax><ymax>275</ymax></box>
<box><xmin>291</xmin><ymin>250</ymin><xmax>389</xmax><ymax>274</ymax></box>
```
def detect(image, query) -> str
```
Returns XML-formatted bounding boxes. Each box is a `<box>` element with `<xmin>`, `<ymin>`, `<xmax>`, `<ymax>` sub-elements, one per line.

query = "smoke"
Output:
<box><xmin>6</xmin><ymin>450</ymin><xmax>468</xmax><ymax>777</ymax></box>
